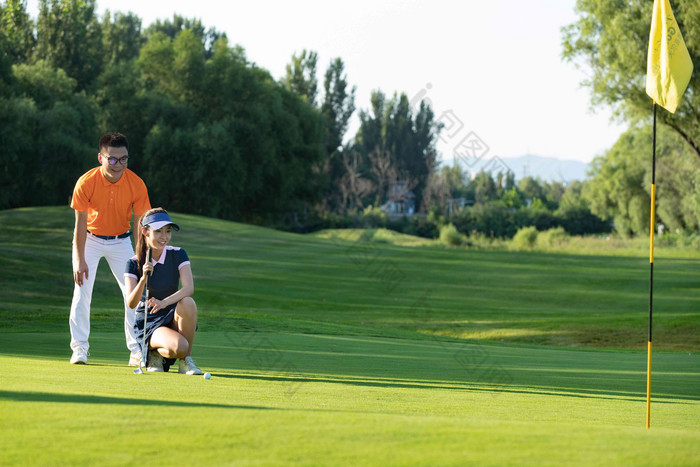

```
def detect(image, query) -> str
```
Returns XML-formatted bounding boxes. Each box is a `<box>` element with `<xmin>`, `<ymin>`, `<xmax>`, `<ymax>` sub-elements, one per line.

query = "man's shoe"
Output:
<box><xmin>146</xmin><ymin>350</ymin><xmax>164</xmax><ymax>372</ymax></box>
<box><xmin>70</xmin><ymin>348</ymin><xmax>88</xmax><ymax>364</ymax></box>
<box><xmin>178</xmin><ymin>356</ymin><xmax>203</xmax><ymax>375</ymax></box>
<box><xmin>128</xmin><ymin>350</ymin><xmax>143</xmax><ymax>367</ymax></box>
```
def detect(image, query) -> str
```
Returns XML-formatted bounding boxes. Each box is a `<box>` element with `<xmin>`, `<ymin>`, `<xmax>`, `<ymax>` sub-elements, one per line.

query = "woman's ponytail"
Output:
<box><xmin>135</xmin><ymin>207</ymin><xmax>167</xmax><ymax>272</ymax></box>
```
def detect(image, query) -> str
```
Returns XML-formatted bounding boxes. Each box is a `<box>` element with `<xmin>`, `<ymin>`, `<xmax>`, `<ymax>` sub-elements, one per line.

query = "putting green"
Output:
<box><xmin>1</xmin><ymin>331</ymin><xmax>699</xmax><ymax>465</ymax></box>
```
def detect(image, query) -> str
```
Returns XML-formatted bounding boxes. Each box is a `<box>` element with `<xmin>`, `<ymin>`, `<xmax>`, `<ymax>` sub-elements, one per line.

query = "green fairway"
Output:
<box><xmin>2</xmin><ymin>206</ymin><xmax>699</xmax><ymax>349</ymax></box>
<box><xmin>1</xmin><ymin>332</ymin><xmax>699</xmax><ymax>465</ymax></box>
<box><xmin>1</xmin><ymin>207</ymin><xmax>699</xmax><ymax>465</ymax></box>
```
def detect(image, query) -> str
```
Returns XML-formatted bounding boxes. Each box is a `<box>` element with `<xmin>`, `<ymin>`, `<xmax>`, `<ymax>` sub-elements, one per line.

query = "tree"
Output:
<box><xmin>557</xmin><ymin>180</ymin><xmax>610</xmax><ymax>235</ymax></box>
<box><xmin>558</xmin><ymin>180</ymin><xmax>587</xmax><ymax>214</ymax></box>
<box><xmin>472</xmin><ymin>171</ymin><xmax>498</xmax><ymax>204</ymax></box>
<box><xmin>101</xmin><ymin>10</ymin><xmax>142</xmax><ymax>66</ymax></box>
<box><xmin>367</xmin><ymin>147</ymin><xmax>396</xmax><ymax>206</ymax></box>
<box><xmin>352</xmin><ymin>90</ymin><xmax>441</xmax><ymax>210</ymax></box>
<box><xmin>171</xmin><ymin>29</ymin><xmax>205</xmax><ymax>103</ymax></box>
<box><xmin>13</xmin><ymin>59</ymin><xmax>74</xmax><ymax>108</ymax></box>
<box><xmin>518</xmin><ymin>177</ymin><xmax>545</xmax><ymax>204</ymax></box>
<box><xmin>542</xmin><ymin>180</ymin><xmax>566</xmax><ymax>210</ymax></box>
<box><xmin>0</xmin><ymin>96</ymin><xmax>35</xmax><ymax>208</ymax></box>
<box><xmin>583</xmin><ymin>124</ymin><xmax>700</xmax><ymax>236</ymax></box>
<box><xmin>422</xmin><ymin>169</ymin><xmax>451</xmax><ymax>213</ymax></box>
<box><xmin>501</xmin><ymin>187</ymin><xmax>523</xmax><ymax>209</ymax></box>
<box><xmin>145</xmin><ymin>14</ymin><xmax>206</xmax><ymax>40</ymax></box>
<box><xmin>135</xmin><ymin>29</ymin><xmax>326</xmax><ymax>223</ymax></box>
<box><xmin>562</xmin><ymin>0</ymin><xmax>700</xmax><ymax>158</ymax></box>
<box><xmin>284</xmin><ymin>49</ymin><xmax>318</xmax><ymax>106</ymax></box>
<box><xmin>337</xmin><ymin>150</ymin><xmax>373</xmax><ymax>213</ymax></box>
<box><xmin>413</xmin><ymin>100</ymin><xmax>441</xmax><ymax>209</ymax></box>
<box><xmin>138</xmin><ymin>31</ymin><xmax>176</xmax><ymax>96</ymax></box>
<box><xmin>144</xmin><ymin>14</ymin><xmax>224</xmax><ymax>60</ymax></box>
<box><xmin>441</xmin><ymin>164</ymin><xmax>471</xmax><ymax>199</ymax></box>
<box><xmin>0</xmin><ymin>0</ymin><xmax>35</xmax><ymax>64</ymax></box>
<box><xmin>355</xmin><ymin>90</ymin><xmax>385</xmax><ymax>156</ymax></box>
<box><xmin>316</xmin><ymin>57</ymin><xmax>356</xmax><ymax>213</ymax></box>
<box><xmin>422</xmin><ymin>164</ymin><xmax>472</xmax><ymax>214</ymax></box>
<box><xmin>1</xmin><ymin>60</ymin><xmax>97</xmax><ymax>209</ymax></box>
<box><xmin>35</xmin><ymin>0</ymin><xmax>103</xmax><ymax>90</ymax></box>
<box><xmin>321</xmin><ymin>57</ymin><xmax>356</xmax><ymax>154</ymax></box>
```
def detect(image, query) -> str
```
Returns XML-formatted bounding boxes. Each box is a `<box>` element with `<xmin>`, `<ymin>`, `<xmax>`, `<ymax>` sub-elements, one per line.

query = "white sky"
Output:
<box><xmin>27</xmin><ymin>0</ymin><xmax>626</xmax><ymax>163</ymax></box>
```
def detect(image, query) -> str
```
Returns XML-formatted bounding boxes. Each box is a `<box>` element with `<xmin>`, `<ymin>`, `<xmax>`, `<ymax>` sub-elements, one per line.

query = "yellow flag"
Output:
<box><xmin>646</xmin><ymin>0</ymin><xmax>693</xmax><ymax>113</ymax></box>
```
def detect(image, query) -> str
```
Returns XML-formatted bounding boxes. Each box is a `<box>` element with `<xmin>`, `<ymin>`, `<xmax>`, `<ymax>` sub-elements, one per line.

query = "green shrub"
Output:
<box><xmin>537</xmin><ymin>227</ymin><xmax>569</xmax><ymax>248</ymax></box>
<box><xmin>655</xmin><ymin>229</ymin><xmax>700</xmax><ymax>248</ymax></box>
<box><xmin>362</xmin><ymin>205</ymin><xmax>387</xmax><ymax>227</ymax></box>
<box><xmin>512</xmin><ymin>226</ymin><xmax>538</xmax><ymax>249</ymax></box>
<box><xmin>440</xmin><ymin>223</ymin><xmax>465</xmax><ymax>247</ymax></box>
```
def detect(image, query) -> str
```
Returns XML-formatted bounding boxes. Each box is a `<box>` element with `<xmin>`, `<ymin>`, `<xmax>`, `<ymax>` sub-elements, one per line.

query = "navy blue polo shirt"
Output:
<box><xmin>125</xmin><ymin>246</ymin><xmax>190</xmax><ymax>316</ymax></box>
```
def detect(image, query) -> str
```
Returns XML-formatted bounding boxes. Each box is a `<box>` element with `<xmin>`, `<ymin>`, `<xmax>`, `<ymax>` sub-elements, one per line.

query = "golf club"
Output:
<box><xmin>133</xmin><ymin>247</ymin><xmax>152</xmax><ymax>375</ymax></box>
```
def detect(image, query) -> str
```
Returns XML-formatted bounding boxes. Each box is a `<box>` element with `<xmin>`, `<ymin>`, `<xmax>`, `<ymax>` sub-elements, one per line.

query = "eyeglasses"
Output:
<box><xmin>102</xmin><ymin>154</ymin><xmax>129</xmax><ymax>165</ymax></box>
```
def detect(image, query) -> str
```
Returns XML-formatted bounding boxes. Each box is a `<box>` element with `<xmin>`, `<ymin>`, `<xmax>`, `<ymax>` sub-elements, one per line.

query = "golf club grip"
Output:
<box><xmin>145</xmin><ymin>247</ymin><xmax>152</xmax><ymax>292</ymax></box>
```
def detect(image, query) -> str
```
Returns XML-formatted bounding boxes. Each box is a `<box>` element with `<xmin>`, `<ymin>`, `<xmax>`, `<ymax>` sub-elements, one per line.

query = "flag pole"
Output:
<box><xmin>643</xmin><ymin>0</ymin><xmax>693</xmax><ymax>431</ymax></box>
<box><xmin>646</xmin><ymin>102</ymin><xmax>657</xmax><ymax>430</ymax></box>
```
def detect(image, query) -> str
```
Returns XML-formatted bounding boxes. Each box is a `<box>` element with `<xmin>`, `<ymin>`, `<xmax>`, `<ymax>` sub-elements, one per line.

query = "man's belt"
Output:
<box><xmin>87</xmin><ymin>230</ymin><xmax>131</xmax><ymax>240</ymax></box>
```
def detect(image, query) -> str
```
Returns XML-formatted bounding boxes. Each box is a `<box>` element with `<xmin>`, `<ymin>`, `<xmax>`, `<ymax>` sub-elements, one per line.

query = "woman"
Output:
<box><xmin>125</xmin><ymin>207</ymin><xmax>203</xmax><ymax>374</ymax></box>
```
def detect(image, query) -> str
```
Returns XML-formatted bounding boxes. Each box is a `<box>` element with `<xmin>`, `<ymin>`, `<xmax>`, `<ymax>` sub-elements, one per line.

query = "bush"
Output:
<box><xmin>398</xmin><ymin>216</ymin><xmax>440</xmax><ymax>239</ymax></box>
<box><xmin>537</xmin><ymin>227</ymin><xmax>569</xmax><ymax>248</ymax></box>
<box><xmin>454</xmin><ymin>202</ymin><xmax>514</xmax><ymax>238</ymax></box>
<box><xmin>512</xmin><ymin>226</ymin><xmax>538</xmax><ymax>249</ymax></box>
<box><xmin>656</xmin><ymin>230</ymin><xmax>700</xmax><ymax>248</ymax></box>
<box><xmin>557</xmin><ymin>207</ymin><xmax>611</xmax><ymax>235</ymax></box>
<box><xmin>362</xmin><ymin>205</ymin><xmax>387</xmax><ymax>227</ymax></box>
<box><xmin>439</xmin><ymin>223</ymin><xmax>465</xmax><ymax>247</ymax></box>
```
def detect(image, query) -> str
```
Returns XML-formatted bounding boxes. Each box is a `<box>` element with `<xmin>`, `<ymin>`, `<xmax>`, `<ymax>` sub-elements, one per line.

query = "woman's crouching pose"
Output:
<box><xmin>125</xmin><ymin>208</ymin><xmax>203</xmax><ymax>375</ymax></box>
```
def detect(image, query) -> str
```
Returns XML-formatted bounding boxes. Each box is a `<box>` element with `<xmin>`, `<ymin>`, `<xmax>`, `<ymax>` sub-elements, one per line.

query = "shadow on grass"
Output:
<box><xmin>215</xmin><ymin>373</ymin><xmax>693</xmax><ymax>404</ymax></box>
<box><xmin>0</xmin><ymin>390</ymin><xmax>272</xmax><ymax>411</ymax></box>
<box><xmin>3</xmin><ymin>331</ymin><xmax>699</xmax><ymax>404</ymax></box>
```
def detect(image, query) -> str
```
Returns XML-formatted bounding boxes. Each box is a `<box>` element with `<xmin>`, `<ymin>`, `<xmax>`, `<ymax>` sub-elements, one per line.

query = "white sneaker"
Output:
<box><xmin>128</xmin><ymin>350</ymin><xmax>143</xmax><ymax>367</ymax></box>
<box><xmin>70</xmin><ymin>348</ymin><xmax>88</xmax><ymax>364</ymax></box>
<box><xmin>178</xmin><ymin>356</ymin><xmax>203</xmax><ymax>375</ymax></box>
<box><xmin>146</xmin><ymin>350</ymin><xmax>164</xmax><ymax>372</ymax></box>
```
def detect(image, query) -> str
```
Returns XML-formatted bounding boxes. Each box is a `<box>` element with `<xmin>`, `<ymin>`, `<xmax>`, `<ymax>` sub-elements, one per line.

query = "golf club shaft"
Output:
<box><xmin>141</xmin><ymin>247</ymin><xmax>152</xmax><ymax>367</ymax></box>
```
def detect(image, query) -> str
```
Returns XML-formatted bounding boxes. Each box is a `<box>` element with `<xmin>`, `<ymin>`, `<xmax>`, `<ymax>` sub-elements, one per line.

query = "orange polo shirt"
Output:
<box><xmin>71</xmin><ymin>167</ymin><xmax>151</xmax><ymax>236</ymax></box>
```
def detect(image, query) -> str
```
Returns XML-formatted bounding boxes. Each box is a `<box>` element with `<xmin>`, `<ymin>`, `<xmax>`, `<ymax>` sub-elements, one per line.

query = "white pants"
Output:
<box><xmin>69</xmin><ymin>234</ymin><xmax>138</xmax><ymax>353</ymax></box>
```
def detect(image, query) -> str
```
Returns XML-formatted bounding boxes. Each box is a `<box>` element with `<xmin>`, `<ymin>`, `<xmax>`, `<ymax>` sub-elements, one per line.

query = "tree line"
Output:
<box><xmin>3</xmin><ymin>0</ymin><xmax>698</xmax><ymax>240</ymax></box>
<box><xmin>563</xmin><ymin>0</ymin><xmax>700</xmax><ymax>237</ymax></box>
<box><xmin>0</xmin><ymin>0</ymin><xmax>440</xmax><ymax>228</ymax></box>
<box><xmin>347</xmin><ymin>167</ymin><xmax>610</xmax><ymax>239</ymax></box>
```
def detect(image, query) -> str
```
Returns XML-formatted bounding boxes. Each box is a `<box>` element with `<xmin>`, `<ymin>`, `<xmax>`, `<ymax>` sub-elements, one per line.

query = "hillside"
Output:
<box><xmin>1</xmin><ymin>206</ymin><xmax>698</xmax><ymax>350</ymax></box>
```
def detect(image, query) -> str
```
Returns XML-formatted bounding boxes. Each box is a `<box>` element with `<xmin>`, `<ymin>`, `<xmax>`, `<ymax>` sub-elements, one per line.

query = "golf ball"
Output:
<box><xmin>203</xmin><ymin>372</ymin><xmax>211</xmax><ymax>380</ymax></box>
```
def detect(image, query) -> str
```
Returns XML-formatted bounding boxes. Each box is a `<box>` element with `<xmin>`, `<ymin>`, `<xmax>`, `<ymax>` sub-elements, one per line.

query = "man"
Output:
<box><xmin>69</xmin><ymin>132</ymin><xmax>151</xmax><ymax>365</ymax></box>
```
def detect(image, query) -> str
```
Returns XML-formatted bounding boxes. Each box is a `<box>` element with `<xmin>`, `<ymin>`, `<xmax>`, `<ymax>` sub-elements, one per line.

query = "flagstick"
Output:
<box><xmin>646</xmin><ymin>102</ymin><xmax>657</xmax><ymax>430</ymax></box>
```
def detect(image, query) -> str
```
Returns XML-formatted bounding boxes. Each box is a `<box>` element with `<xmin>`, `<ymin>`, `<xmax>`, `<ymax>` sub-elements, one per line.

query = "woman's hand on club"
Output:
<box><xmin>142</xmin><ymin>262</ymin><xmax>154</xmax><ymax>277</ymax></box>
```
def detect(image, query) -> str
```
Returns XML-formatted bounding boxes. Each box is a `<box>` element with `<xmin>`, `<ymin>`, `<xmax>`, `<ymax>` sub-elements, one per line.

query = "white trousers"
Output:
<box><xmin>69</xmin><ymin>234</ymin><xmax>138</xmax><ymax>353</ymax></box>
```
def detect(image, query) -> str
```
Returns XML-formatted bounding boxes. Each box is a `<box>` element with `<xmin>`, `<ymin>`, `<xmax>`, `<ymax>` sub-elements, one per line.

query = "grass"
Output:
<box><xmin>1</xmin><ymin>206</ymin><xmax>699</xmax><ymax>465</ymax></box>
<box><xmin>1</xmin><ymin>332</ymin><xmax>699</xmax><ymax>465</ymax></box>
<box><xmin>313</xmin><ymin>228</ymin><xmax>438</xmax><ymax>247</ymax></box>
<box><xmin>318</xmin><ymin>226</ymin><xmax>700</xmax><ymax>258</ymax></box>
<box><xmin>4</xmin><ymin>206</ymin><xmax>697</xmax><ymax>350</ymax></box>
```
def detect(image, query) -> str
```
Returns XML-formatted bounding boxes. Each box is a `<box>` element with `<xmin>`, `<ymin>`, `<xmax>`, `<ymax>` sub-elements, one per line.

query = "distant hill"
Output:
<box><xmin>441</xmin><ymin>155</ymin><xmax>591</xmax><ymax>183</ymax></box>
<box><xmin>497</xmin><ymin>155</ymin><xmax>591</xmax><ymax>183</ymax></box>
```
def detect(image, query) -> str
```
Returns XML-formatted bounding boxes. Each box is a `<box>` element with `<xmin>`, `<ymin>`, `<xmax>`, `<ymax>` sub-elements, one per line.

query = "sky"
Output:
<box><xmin>27</xmin><ymin>0</ymin><xmax>627</xmax><ymax>165</ymax></box>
